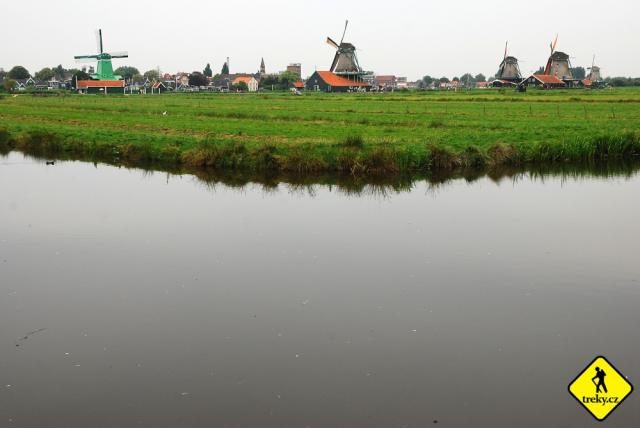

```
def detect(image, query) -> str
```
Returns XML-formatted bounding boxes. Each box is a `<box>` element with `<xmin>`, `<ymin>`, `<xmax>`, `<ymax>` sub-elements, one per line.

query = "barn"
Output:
<box><xmin>522</xmin><ymin>74</ymin><xmax>566</xmax><ymax>89</ymax></box>
<box><xmin>77</xmin><ymin>80</ymin><xmax>125</xmax><ymax>94</ymax></box>
<box><xmin>305</xmin><ymin>71</ymin><xmax>371</xmax><ymax>93</ymax></box>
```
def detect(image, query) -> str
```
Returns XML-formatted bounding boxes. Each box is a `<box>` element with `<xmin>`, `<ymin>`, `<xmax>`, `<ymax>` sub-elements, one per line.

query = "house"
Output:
<box><xmin>77</xmin><ymin>80</ymin><xmax>125</xmax><ymax>94</ymax></box>
<box><xmin>151</xmin><ymin>81</ymin><xmax>167</xmax><ymax>94</ymax></box>
<box><xmin>475</xmin><ymin>81</ymin><xmax>491</xmax><ymax>89</ymax></box>
<box><xmin>232</xmin><ymin>76</ymin><xmax>259</xmax><ymax>92</ymax></box>
<box><xmin>374</xmin><ymin>75</ymin><xmax>397</xmax><ymax>90</ymax></box>
<box><xmin>522</xmin><ymin>74</ymin><xmax>566</xmax><ymax>89</ymax></box>
<box><xmin>439</xmin><ymin>80</ymin><xmax>461</xmax><ymax>90</ymax></box>
<box><xmin>292</xmin><ymin>81</ymin><xmax>305</xmax><ymax>91</ymax></box>
<box><xmin>305</xmin><ymin>71</ymin><xmax>371</xmax><ymax>93</ymax></box>
<box><xmin>175</xmin><ymin>73</ymin><xmax>190</xmax><ymax>87</ymax></box>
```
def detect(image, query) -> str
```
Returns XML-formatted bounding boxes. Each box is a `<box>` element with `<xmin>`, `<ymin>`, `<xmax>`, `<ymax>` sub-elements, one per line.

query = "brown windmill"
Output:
<box><xmin>496</xmin><ymin>41</ymin><xmax>522</xmax><ymax>82</ymax></box>
<box><xmin>326</xmin><ymin>20</ymin><xmax>365</xmax><ymax>80</ymax></box>
<box><xmin>544</xmin><ymin>35</ymin><xmax>573</xmax><ymax>79</ymax></box>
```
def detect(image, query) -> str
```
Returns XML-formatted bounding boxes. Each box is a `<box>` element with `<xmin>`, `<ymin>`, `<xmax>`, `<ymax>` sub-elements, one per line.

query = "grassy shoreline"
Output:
<box><xmin>1</xmin><ymin>90</ymin><xmax>640</xmax><ymax>175</ymax></box>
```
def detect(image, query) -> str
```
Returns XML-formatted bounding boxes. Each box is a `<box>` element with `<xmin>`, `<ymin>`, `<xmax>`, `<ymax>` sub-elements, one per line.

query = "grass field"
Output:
<box><xmin>1</xmin><ymin>88</ymin><xmax>639</xmax><ymax>175</ymax></box>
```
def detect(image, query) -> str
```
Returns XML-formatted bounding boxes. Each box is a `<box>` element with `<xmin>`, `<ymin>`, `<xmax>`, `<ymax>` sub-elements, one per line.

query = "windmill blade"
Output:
<box><xmin>74</xmin><ymin>55</ymin><xmax>99</xmax><ymax>63</ymax></box>
<box><xmin>326</xmin><ymin>37</ymin><xmax>339</xmax><ymax>49</ymax></box>
<box><xmin>340</xmin><ymin>20</ymin><xmax>349</xmax><ymax>45</ymax></box>
<box><xmin>108</xmin><ymin>51</ymin><xmax>129</xmax><ymax>58</ymax></box>
<box><xmin>330</xmin><ymin>52</ymin><xmax>340</xmax><ymax>73</ymax></box>
<box><xmin>504</xmin><ymin>41</ymin><xmax>508</xmax><ymax>60</ymax></box>
<box><xmin>551</xmin><ymin>34</ymin><xmax>558</xmax><ymax>53</ymax></box>
<box><xmin>95</xmin><ymin>29</ymin><xmax>104</xmax><ymax>54</ymax></box>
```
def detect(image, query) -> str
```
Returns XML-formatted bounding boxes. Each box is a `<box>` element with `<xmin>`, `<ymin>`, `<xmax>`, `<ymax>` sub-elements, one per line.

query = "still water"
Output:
<box><xmin>1</xmin><ymin>152</ymin><xmax>639</xmax><ymax>427</ymax></box>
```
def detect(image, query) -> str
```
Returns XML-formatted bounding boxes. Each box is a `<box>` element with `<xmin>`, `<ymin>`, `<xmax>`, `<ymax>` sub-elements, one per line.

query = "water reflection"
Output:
<box><xmin>6</xmin><ymin>150</ymin><xmax>640</xmax><ymax>197</ymax></box>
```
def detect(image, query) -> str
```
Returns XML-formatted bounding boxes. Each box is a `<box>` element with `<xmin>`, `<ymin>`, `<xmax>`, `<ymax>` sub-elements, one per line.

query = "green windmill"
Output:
<box><xmin>74</xmin><ymin>29</ymin><xmax>128</xmax><ymax>80</ymax></box>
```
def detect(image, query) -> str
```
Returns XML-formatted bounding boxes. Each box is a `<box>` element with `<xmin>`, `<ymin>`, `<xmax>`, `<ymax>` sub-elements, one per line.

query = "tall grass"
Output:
<box><xmin>1</xmin><ymin>90</ymin><xmax>639</xmax><ymax>175</ymax></box>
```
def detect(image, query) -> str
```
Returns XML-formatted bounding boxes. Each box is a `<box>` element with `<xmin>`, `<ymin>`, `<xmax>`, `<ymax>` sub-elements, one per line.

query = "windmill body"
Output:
<box><xmin>497</xmin><ymin>56</ymin><xmax>522</xmax><ymax>81</ymax></box>
<box><xmin>545</xmin><ymin>51</ymin><xmax>572</xmax><ymax>79</ymax></box>
<box><xmin>587</xmin><ymin>66</ymin><xmax>602</xmax><ymax>81</ymax></box>
<box><xmin>326</xmin><ymin>21</ymin><xmax>369</xmax><ymax>81</ymax></box>
<box><xmin>74</xmin><ymin>30</ymin><xmax>128</xmax><ymax>81</ymax></box>
<box><xmin>543</xmin><ymin>36</ymin><xmax>572</xmax><ymax>79</ymax></box>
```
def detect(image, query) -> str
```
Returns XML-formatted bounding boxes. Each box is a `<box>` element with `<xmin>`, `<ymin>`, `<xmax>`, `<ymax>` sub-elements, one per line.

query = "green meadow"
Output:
<box><xmin>1</xmin><ymin>88</ymin><xmax>639</xmax><ymax>174</ymax></box>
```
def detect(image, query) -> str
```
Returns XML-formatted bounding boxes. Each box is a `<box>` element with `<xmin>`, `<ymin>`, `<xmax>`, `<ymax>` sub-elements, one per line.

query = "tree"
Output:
<box><xmin>0</xmin><ymin>68</ymin><xmax>6</xmax><ymax>80</ymax></box>
<box><xmin>418</xmin><ymin>75</ymin><xmax>434</xmax><ymax>89</ymax></box>
<box><xmin>114</xmin><ymin>66</ymin><xmax>140</xmax><ymax>80</ymax></box>
<box><xmin>233</xmin><ymin>81</ymin><xmax>249</xmax><ymax>92</ymax></box>
<box><xmin>143</xmin><ymin>69</ymin><xmax>159</xmax><ymax>81</ymax></box>
<box><xmin>8</xmin><ymin>66</ymin><xmax>30</xmax><ymax>80</ymax></box>
<box><xmin>35</xmin><ymin>67</ymin><xmax>55</xmax><ymax>81</ymax></box>
<box><xmin>474</xmin><ymin>73</ymin><xmax>486</xmax><ymax>82</ymax></box>
<box><xmin>260</xmin><ymin>74</ymin><xmax>279</xmax><ymax>89</ymax></box>
<box><xmin>571</xmin><ymin>66</ymin><xmax>586</xmax><ymax>79</ymax></box>
<box><xmin>452</xmin><ymin>76</ymin><xmax>460</xmax><ymax>82</ymax></box>
<box><xmin>460</xmin><ymin>73</ymin><xmax>475</xmax><ymax>85</ymax></box>
<box><xmin>221</xmin><ymin>62</ymin><xmax>229</xmax><ymax>75</ymax></box>
<box><xmin>189</xmin><ymin>71</ymin><xmax>209</xmax><ymax>87</ymax></box>
<box><xmin>535</xmin><ymin>66</ymin><xmax>545</xmax><ymax>74</ymax></box>
<box><xmin>3</xmin><ymin>79</ymin><xmax>17</xmax><ymax>93</ymax></box>
<box><xmin>132</xmin><ymin>73</ymin><xmax>143</xmax><ymax>83</ymax></box>
<box><xmin>70</xmin><ymin>70</ymin><xmax>91</xmax><ymax>88</ymax></box>
<box><xmin>53</xmin><ymin>64</ymin><xmax>66</xmax><ymax>79</ymax></box>
<box><xmin>203</xmin><ymin>63</ymin><xmax>212</xmax><ymax>77</ymax></box>
<box><xmin>439</xmin><ymin>77</ymin><xmax>450</xmax><ymax>83</ymax></box>
<box><xmin>278</xmin><ymin>71</ymin><xmax>298</xmax><ymax>88</ymax></box>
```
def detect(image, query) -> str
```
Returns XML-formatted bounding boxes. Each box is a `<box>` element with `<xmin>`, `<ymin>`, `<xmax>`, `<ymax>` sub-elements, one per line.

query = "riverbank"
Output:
<box><xmin>1</xmin><ymin>90</ymin><xmax>640</xmax><ymax>175</ymax></box>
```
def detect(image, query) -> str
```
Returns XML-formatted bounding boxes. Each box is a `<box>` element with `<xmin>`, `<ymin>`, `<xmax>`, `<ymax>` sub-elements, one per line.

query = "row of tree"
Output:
<box><xmin>418</xmin><ymin>74</ymin><xmax>487</xmax><ymax>88</ymax></box>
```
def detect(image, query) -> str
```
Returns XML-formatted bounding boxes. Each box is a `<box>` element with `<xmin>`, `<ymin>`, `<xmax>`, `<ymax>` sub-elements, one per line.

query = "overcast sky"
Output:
<box><xmin>2</xmin><ymin>0</ymin><xmax>638</xmax><ymax>80</ymax></box>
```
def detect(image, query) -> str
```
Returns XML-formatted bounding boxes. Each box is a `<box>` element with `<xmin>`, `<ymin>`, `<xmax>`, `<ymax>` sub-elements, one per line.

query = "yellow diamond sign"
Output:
<box><xmin>568</xmin><ymin>356</ymin><xmax>633</xmax><ymax>421</ymax></box>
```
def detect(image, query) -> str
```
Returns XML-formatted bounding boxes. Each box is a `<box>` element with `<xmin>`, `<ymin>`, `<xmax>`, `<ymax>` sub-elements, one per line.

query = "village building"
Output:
<box><xmin>77</xmin><ymin>80</ymin><xmax>125</xmax><ymax>94</ymax></box>
<box><xmin>374</xmin><ymin>75</ymin><xmax>397</xmax><ymax>90</ymax></box>
<box><xmin>522</xmin><ymin>74</ymin><xmax>566</xmax><ymax>89</ymax></box>
<box><xmin>286</xmin><ymin>63</ymin><xmax>302</xmax><ymax>78</ymax></box>
<box><xmin>232</xmin><ymin>76</ymin><xmax>259</xmax><ymax>92</ymax></box>
<box><xmin>151</xmin><ymin>81</ymin><xmax>167</xmax><ymax>94</ymax></box>
<box><xmin>305</xmin><ymin>71</ymin><xmax>371</xmax><ymax>92</ymax></box>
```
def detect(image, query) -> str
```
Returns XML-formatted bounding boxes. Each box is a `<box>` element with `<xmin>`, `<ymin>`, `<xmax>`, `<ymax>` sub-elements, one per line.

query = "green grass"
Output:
<box><xmin>1</xmin><ymin>88</ymin><xmax>640</xmax><ymax>175</ymax></box>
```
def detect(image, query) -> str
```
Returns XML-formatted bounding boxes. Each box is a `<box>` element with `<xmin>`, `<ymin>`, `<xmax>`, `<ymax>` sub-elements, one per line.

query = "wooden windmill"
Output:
<box><xmin>74</xmin><ymin>29</ymin><xmax>128</xmax><ymax>81</ymax></box>
<box><xmin>496</xmin><ymin>41</ymin><xmax>522</xmax><ymax>82</ymax></box>
<box><xmin>587</xmin><ymin>56</ymin><xmax>602</xmax><ymax>81</ymax></box>
<box><xmin>544</xmin><ymin>35</ymin><xmax>572</xmax><ymax>79</ymax></box>
<box><xmin>326</xmin><ymin>20</ymin><xmax>365</xmax><ymax>79</ymax></box>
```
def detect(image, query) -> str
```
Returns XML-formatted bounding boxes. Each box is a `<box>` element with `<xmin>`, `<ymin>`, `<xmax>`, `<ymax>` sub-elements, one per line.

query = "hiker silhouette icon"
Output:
<box><xmin>592</xmin><ymin>367</ymin><xmax>608</xmax><ymax>393</ymax></box>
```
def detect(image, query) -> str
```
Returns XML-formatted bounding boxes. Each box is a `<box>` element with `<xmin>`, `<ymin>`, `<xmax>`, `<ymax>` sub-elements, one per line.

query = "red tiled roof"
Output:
<box><xmin>77</xmin><ymin>80</ymin><xmax>125</xmax><ymax>88</ymax></box>
<box><xmin>532</xmin><ymin>74</ymin><xmax>565</xmax><ymax>85</ymax></box>
<box><xmin>316</xmin><ymin>71</ymin><xmax>371</xmax><ymax>87</ymax></box>
<box><xmin>232</xmin><ymin>76</ymin><xmax>255</xmax><ymax>85</ymax></box>
<box><xmin>582</xmin><ymin>79</ymin><xmax>593</xmax><ymax>86</ymax></box>
<box><xmin>293</xmin><ymin>81</ymin><xmax>304</xmax><ymax>89</ymax></box>
<box><xmin>375</xmin><ymin>75</ymin><xmax>396</xmax><ymax>84</ymax></box>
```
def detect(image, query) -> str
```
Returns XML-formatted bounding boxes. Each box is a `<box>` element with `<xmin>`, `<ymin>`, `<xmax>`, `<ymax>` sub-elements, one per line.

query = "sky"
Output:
<box><xmin>2</xmin><ymin>0</ymin><xmax>639</xmax><ymax>80</ymax></box>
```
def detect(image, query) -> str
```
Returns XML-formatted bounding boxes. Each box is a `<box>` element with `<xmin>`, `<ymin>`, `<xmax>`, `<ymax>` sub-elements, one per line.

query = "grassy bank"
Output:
<box><xmin>1</xmin><ymin>89</ymin><xmax>640</xmax><ymax>174</ymax></box>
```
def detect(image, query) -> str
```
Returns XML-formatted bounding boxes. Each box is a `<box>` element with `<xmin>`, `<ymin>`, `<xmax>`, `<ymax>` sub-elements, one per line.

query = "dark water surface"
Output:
<box><xmin>1</xmin><ymin>152</ymin><xmax>639</xmax><ymax>428</ymax></box>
